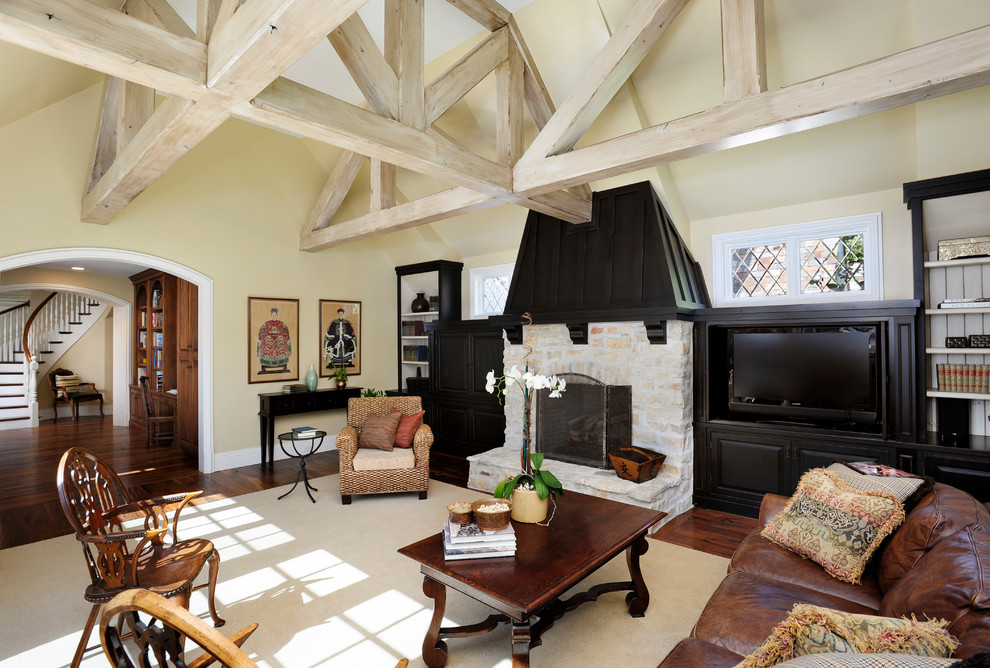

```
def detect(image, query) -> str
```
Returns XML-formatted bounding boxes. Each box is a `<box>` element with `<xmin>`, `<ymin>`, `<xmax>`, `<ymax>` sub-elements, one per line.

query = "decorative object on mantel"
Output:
<box><xmin>305</xmin><ymin>363</ymin><xmax>318</xmax><ymax>391</ymax></box>
<box><xmin>609</xmin><ymin>447</ymin><xmax>667</xmax><ymax>483</ymax></box>
<box><xmin>937</xmin><ymin>235</ymin><xmax>990</xmax><ymax>261</ymax></box>
<box><xmin>946</xmin><ymin>336</ymin><xmax>969</xmax><ymax>348</ymax></box>
<box><xmin>410</xmin><ymin>292</ymin><xmax>429</xmax><ymax>313</ymax></box>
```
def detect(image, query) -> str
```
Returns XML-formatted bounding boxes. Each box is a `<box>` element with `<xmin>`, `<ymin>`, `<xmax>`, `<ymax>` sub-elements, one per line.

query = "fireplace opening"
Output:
<box><xmin>535</xmin><ymin>373</ymin><xmax>632</xmax><ymax>470</ymax></box>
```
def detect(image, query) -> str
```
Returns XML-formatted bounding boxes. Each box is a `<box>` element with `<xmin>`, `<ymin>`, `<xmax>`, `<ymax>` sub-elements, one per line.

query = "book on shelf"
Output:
<box><xmin>936</xmin><ymin>363</ymin><xmax>990</xmax><ymax>393</ymax></box>
<box><xmin>152</xmin><ymin>289</ymin><xmax>163</xmax><ymax>308</ymax></box>
<box><xmin>939</xmin><ymin>298</ymin><xmax>990</xmax><ymax>308</ymax></box>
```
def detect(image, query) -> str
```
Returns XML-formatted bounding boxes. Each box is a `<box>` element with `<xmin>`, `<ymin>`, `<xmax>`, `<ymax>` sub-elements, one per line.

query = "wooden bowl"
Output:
<box><xmin>446</xmin><ymin>502</ymin><xmax>474</xmax><ymax>525</ymax></box>
<box><xmin>471</xmin><ymin>497</ymin><xmax>513</xmax><ymax>532</ymax></box>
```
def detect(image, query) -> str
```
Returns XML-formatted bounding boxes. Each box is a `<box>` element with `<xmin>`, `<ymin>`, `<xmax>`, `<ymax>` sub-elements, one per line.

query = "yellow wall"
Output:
<box><xmin>0</xmin><ymin>85</ymin><xmax>398</xmax><ymax>458</ymax></box>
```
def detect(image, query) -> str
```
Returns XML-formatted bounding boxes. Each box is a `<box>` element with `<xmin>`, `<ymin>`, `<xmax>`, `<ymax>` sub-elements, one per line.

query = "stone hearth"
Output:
<box><xmin>468</xmin><ymin>320</ymin><xmax>695</xmax><ymax>529</ymax></box>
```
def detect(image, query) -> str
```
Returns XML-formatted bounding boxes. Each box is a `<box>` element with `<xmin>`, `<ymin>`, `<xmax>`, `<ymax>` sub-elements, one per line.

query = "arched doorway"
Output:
<box><xmin>0</xmin><ymin>248</ymin><xmax>215</xmax><ymax>473</ymax></box>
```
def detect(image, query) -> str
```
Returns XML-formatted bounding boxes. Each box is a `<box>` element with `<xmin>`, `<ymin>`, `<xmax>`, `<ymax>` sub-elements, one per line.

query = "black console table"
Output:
<box><xmin>257</xmin><ymin>387</ymin><xmax>361</xmax><ymax>467</ymax></box>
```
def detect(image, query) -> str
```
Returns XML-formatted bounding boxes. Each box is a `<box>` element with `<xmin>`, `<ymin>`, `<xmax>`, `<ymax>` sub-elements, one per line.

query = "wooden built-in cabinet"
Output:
<box><xmin>426</xmin><ymin>320</ymin><xmax>506</xmax><ymax>458</ymax></box>
<box><xmin>129</xmin><ymin>269</ymin><xmax>198</xmax><ymax>456</ymax></box>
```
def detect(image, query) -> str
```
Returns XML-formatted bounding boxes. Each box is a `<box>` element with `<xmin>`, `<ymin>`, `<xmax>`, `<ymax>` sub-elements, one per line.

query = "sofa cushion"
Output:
<box><xmin>352</xmin><ymin>447</ymin><xmax>416</xmax><ymax>471</ymax></box>
<box><xmin>880</xmin><ymin>527</ymin><xmax>990</xmax><ymax>660</ymax></box>
<box><xmin>826</xmin><ymin>462</ymin><xmax>932</xmax><ymax>509</ymax></box>
<box><xmin>774</xmin><ymin>654</ymin><xmax>956</xmax><ymax>667</ymax></box>
<box><xmin>658</xmin><ymin>637</ymin><xmax>744</xmax><ymax>668</ymax></box>
<box><xmin>693</xmin><ymin>571</ymin><xmax>878</xmax><ymax>657</ymax></box>
<box><xmin>877</xmin><ymin>484</ymin><xmax>990</xmax><ymax>593</ymax></box>
<box><xmin>735</xmin><ymin>604</ymin><xmax>958</xmax><ymax>668</ymax></box>
<box><xmin>729</xmin><ymin>530</ymin><xmax>883</xmax><ymax>610</ymax></box>
<box><xmin>358</xmin><ymin>411</ymin><xmax>401</xmax><ymax>451</ymax></box>
<box><xmin>393</xmin><ymin>410</ymin><xmax>424</xmax><ymax>448</ymax></box>
<box><xmin>761</xmin><ymin>469</ymin><xmax>906</xmax><ymax>584</ymax></box>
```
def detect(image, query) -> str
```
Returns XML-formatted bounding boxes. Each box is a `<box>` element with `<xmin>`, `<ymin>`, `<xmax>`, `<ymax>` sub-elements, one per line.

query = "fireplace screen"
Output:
<box><xmin>535</xmin><ymin>373</ymin><xmax>631</xmax><ymax>469</ymax></box>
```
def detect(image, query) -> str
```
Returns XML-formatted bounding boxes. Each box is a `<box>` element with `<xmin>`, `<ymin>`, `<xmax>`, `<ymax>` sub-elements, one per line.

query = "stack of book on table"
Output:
<box><xmin>282</xmin><ymin>384</ymin><xmax>308</xmax><ymax>393</ymax></box>
<box><xmin>292</xmin><ymin>426</ymin><xmax>318</xmax><ymax>438</ymax></box>
<box><xmin>443</xmin><ymin>521</ymin><xmax>516</xmax><ymax>561</ymax></box>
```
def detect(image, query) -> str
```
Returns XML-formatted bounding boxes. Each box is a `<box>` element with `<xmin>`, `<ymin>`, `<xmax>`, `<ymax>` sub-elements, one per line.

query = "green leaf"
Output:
<box><xmin>541</xmin><ymin>469</ymin><xmax>562</xmax><ymax>490</ymax></box>
<box><xmin>530</xmin><ymin>452</ymin><xmax>544</xmax><ymax>471</ymax></box>
<box><xmin>494</xmin><ymin>478</ymin><xmax>508</xmax><ymax>498</ymax></box>
<box><xmin>532</xmin><ymin>475</ymin><xmax>549</xmax><ymax>499</ymax></box>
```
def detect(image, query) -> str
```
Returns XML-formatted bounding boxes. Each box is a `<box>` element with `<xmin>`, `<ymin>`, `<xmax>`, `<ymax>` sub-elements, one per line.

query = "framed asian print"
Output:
<box><xmin>248</xmin><ymin>297</ymin><xmax>299</xmax><ymax>384</ymax></box>
<box><xmin>320</xmin><ymin>299</ymin><xmax>361</xmax><ymax>377</ymax></box>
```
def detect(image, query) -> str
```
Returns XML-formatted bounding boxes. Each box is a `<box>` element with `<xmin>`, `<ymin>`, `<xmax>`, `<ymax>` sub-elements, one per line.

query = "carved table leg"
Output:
<box><xmin>422</xmin><ymin>577</ymin><xmax>449</xmax><ymax>668</ymax></box>
<box><xmin>510</xmin><ymin>620</ymin><xmax>532</xmax><ymax>667</ymax></box>
<box><xmin>624</xmin><ymin>534</ymin><xmax>650</xmax><ymax>617</ymax></box>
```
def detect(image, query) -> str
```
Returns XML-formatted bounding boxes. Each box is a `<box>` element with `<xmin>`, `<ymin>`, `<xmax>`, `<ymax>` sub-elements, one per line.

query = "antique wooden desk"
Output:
<box><xmin>257</xmin><ymin>387</ymin><xmax>360</xmax><ymax>467</ymax></box>
<box><xmin>398</xmin><ymin>491</ymin><xmax>665</xmax><ymax>667</ymax></box>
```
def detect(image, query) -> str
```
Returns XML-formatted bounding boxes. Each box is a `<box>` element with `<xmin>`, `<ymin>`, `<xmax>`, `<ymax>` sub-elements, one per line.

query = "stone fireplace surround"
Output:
<box><xmin>467</xmin><ymin>320</ymin><xmax>694</xmax><ymax>530</ymax></box>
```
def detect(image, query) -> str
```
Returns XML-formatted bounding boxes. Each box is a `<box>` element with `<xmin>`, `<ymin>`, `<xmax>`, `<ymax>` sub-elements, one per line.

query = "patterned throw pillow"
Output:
<box><xmin>393</xmin><ymin>410</ymin><xmax>425</xmax><ymax>448</ymax></box>
<box><xmin>826</xmin><ymin>462</ymin><xmax>932</xmax><ymax>509</ymax></box>
<box><xmin>358</xmin><ymin>411</ymin><xmax>401</xmax><ymax>451</ymax></box>
<box><xmin>761</xmin><ymin>468</ymin><xmax>906</xmax><ymax>584</ymax></box>
<box><xmin>735</xmin><ymin>604</ymin><xmax>959</xmax><ymax>668</ymax></box>
<box><xmin>774</xmin><ymin>653</ymin><xmax>956</xmax><ymax>667</ymax></box>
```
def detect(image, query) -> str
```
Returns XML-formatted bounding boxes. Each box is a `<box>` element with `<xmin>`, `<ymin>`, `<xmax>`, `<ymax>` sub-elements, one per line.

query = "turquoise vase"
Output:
<box><xmin>305</xmin><ymin>364</ymin><xmax>318</xmax><ymax>391</ymax></box>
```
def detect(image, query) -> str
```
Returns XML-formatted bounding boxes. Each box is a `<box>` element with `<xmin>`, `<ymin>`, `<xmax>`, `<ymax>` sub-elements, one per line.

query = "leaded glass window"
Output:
<box><xmin>712</xmin><ymin>214</ymin><xmax>880</xmax><ymax>306</ymax></box>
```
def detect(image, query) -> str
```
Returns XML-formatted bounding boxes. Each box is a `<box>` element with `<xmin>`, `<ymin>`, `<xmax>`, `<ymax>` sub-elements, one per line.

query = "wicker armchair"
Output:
<box><xmin>336</xmin><ymin>396</ymin><xmax>433</xmax><ymax>504</ymax></box>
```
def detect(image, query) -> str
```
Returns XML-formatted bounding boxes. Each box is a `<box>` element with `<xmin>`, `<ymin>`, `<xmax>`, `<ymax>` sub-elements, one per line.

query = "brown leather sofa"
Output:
<box><xmin>659</xmin><ymin>483</ymin><xmax>990</xmax><ymax>667</ymax></box>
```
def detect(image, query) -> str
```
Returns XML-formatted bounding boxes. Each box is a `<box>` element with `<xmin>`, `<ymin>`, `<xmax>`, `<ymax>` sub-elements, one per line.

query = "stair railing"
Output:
<box><xmin>0</xmin><ymin>301</ymin><xmax>29</xmax><ymax>362</ymax></box>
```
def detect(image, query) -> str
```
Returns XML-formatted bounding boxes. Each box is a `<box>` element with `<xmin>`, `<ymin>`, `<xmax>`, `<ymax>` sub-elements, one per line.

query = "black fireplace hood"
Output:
<box><xmin>494</xmin><ymin>181</ymin><xmax>710</xmax><ymax>344</ymax></box>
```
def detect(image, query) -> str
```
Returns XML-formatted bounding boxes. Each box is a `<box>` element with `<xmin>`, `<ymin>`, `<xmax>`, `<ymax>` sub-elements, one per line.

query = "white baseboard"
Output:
<box><xmin>213</xmin><ymin>440</ymin><xmax>337</xmax><ymax>472</ymax></box>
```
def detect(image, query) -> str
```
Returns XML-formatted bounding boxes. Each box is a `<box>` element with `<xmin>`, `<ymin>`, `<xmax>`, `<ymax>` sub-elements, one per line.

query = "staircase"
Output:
<box><xmin>0</xmin><ymin>292</ymin><xmax>108</xmax><ymax>430</ymax></box>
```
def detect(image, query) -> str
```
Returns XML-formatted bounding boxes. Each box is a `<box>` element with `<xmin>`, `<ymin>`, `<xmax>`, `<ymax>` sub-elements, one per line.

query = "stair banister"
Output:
<box><xmin>0</xmin><ymin>301</ymin><xmax>29</xmax><ymax>362</ymax></box>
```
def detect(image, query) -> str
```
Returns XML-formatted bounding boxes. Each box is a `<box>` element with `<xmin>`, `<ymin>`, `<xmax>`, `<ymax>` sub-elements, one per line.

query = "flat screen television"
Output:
<box><xmin>727</xmin><ymin>324</ymin><xmax>881</xmax><ymax>426</ymax></box>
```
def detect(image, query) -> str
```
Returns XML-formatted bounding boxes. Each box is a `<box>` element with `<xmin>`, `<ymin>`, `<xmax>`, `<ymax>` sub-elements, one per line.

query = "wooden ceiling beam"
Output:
<box><xmin>386</xmin><ymin>0</ymin><xmax>426</xmax><ymax>129</ymax></box>
<box><xmin>208</xmin><ymin>0</ymin><xmax>369</xmax><ymax>99</ymax></box>
<box><xmin>721</xmin><ymin>0</ymin><xmax>766</xmax><ymax>101</ymax></box>
<box><xmin>244</xmin><ymin>77</ymin><xmax>512</xmax><ymax>195</ymax></box>
<box><xmin>125</xmin><ymin>0</ymin><xmax>196</xmax><ymax>40</ymax></box>
<box><xmin>425</xmin><ymin>27</ymin><xmax>508</xmax><ymax>125</ymax></box>
<box><xmin>329</xmin><ymin>13</ymin><xmax>399</xmax><ymax>118</ymax></box>
<box><xmin>82</xmin><ymin>95</ymin><xmax>230</xmax><ymax>224</ymax></box>
<box><xmin>303</xmin><ymin>151</ymin><xmax>366</xmax><ymax>234</ymax></box>
<box><xmin>301</xmin><ymin>187</ymin><xmax>496</xmax><ymax>251</ymax></box>
<box><xmin>497</xmin><ymin>38</ymin><xmax>524</xmax><ymax>166</ymax></box>
<box><xmin>443</xmin><ymin>0</ymin><xmax>511</xmax><ymax>32</ymax></box>
<box><xmin>515</xmin><ymin>24</ymin><xmax>990</xmax><ymax>196</ymax></box>
<box><xmin>519</xmin><ymin>0</ymin><xmax>688</xmax><ymax>164</ymax></box>
<box><xmin>0</xmin><ymin>0</ymin><xmax>207</xmax><ymax>99</ymax></box>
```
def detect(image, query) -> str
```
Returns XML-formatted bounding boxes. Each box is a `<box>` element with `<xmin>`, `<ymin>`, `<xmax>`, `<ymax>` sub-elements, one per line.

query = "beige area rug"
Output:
<box><xmin>0</xmin><ymin>477</ymin><xmax>729</xmax><ymax>668</ymax></box>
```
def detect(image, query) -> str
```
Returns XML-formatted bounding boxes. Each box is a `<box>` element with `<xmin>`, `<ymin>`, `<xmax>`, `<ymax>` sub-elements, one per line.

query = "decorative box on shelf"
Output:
<box><xmin>946</xmin><ymin>337</ymin><xmax>969</xmax><ymax>348</ymax></box>
<box><xmin>970</xmin><ymin>334</ymin><xmax>990</xmax><ymax>348</ymax></box>
<box><xmin>609</xmin><ymin>447</ymin><xmax>666</xmax><ymax>483</ymax></box>
<box><xmin>937</xmin><ymin>235</ymin><xmax>990</xmax><ymax>261</ymax></box>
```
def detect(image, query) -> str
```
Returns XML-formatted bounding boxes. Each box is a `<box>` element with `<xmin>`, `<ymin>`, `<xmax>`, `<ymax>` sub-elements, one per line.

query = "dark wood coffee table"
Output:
<box><xmin>397</xmin><ymin>491</ymin><xmax>666</xmax><ymax>667</ymax></box>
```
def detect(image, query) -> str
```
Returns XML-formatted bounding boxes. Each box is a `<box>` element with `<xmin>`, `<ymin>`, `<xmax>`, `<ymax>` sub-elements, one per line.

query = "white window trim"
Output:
<box><xmin>711</xmin><ymin>213</ymin><xmax>883</xmax><ymax>307</ymax></box>
<box><xmin>469</xmin><ymin>263</ymin><xmax>514</xmax><ymax>319</ymax></box>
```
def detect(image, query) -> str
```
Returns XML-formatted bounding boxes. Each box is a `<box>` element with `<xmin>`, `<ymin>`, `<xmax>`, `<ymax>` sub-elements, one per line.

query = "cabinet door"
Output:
<box><xmin>470</xmin><ymin>332</ymin><xmax>504</xmax><ymax>397</ymax></box>
<box><xmin>790</xmin><ymin>440</ymin><xmax>890</xmax><ymax>484</ymax></box>
<box><xmin>432</xmin><ymin>402</ymin><xmax>471</xmax><ymax>455</ymax></box>
<box><xmin>709</xmin><ymin>431</ymin><xmax>789</xmax><ymax>505</ymax></box>
<box><xmin>433</xmin><ymin>331</ymin><xmax>470</xmax><ymax>395</ymax></box>
<box><xmin>921</xmin><ymin>452</ymin><xmax>990</xmax><ymax>502</ymax></box>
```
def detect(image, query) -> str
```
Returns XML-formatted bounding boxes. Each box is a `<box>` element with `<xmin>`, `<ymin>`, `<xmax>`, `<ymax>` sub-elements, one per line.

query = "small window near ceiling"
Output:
<box><xmin>712</xmin><ymin>213</ymin><xmax>882</xmax><ymax>306</ymax></box>
<box><xmin>470</xmin><ymin>263</ymin><xmax>514</xmax><ymax>318</ymax></box>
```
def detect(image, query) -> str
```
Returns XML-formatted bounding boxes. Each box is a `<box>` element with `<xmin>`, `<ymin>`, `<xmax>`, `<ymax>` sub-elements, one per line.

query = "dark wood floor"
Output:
<box><xmin>0</xmin><ymin>417</ymin><xmax>756</xmax><ymax>556</ymax></box>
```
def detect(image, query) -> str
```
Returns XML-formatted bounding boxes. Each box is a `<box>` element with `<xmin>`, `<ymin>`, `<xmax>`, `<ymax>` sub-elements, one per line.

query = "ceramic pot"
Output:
<box><xmin>305</xmin><ymin>364</ymin><xmax>318</xmax><ymax>391</ymax></box>
<box><xmin>336</xmin><ymin>379</ymin><xmax>347</xmax><ymax>389</ymax></box>
<box><xmin>510</xmin><ymin>488</ymin><xmax>549</xmax><ymax>523</ymax></box>
<box><xmin>411</xmin><ymin>292</ymin><xmax>430</xmax><ymax>313</ymax></box>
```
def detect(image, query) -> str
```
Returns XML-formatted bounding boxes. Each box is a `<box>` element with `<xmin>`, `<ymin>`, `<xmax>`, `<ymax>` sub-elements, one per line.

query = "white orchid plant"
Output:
<box><xmin>485</xmin><ymin>365</ymin><xmax>566</xmax><ymax>500</ymax></box>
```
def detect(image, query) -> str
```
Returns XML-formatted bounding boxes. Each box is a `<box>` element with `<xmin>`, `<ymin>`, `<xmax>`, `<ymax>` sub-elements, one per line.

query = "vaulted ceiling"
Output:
<box><xmin>1</xmin><ymin>0</ymin><xmax>989</xmax><ymax>251</ymax></box>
